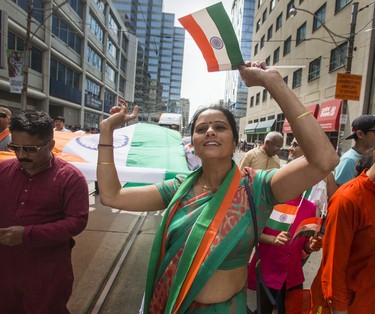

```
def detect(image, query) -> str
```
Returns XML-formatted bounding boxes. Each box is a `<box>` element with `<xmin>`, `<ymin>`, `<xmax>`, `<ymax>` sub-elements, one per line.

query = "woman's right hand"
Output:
<box><xmin>274</xmin><ymin>231</ymin><xmax>291</xmax><ymax>246</ymax></box>
<box><xmin>100</xmin><ymin>103</ymin><xmax>139</xmax><ymax>131</ymax></box>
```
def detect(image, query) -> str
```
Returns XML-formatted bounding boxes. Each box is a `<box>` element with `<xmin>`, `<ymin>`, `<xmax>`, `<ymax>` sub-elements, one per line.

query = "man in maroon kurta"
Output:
<box><xmin>0</xmin><ymin>111</ymin><xmax>89</xmax><ymax>313</ymax></box>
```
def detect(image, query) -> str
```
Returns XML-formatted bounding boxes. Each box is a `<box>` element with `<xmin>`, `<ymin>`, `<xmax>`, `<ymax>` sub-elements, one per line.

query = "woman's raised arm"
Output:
<box><xmin>239</xmin><ymin>61</ymin><xmax>339</xmax><ymax>203</ymax></box>
<box><xmin>96</xmin><ymin>104</ymin><xmax>166</xmax><ymax>212</ymax></box>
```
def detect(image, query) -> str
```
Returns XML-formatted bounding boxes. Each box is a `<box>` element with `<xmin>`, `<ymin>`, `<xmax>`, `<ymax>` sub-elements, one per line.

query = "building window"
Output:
<box><xmin>254</xmin><ymin>44</ymin><xmax>259</xmax><ymax>56</ymax></box>
<box><xmin>329</xmin><ymin>42</ymin><xmax>347</xmax><ymax>71</ymax></box>
<box><xmin>89</xmin><ymin>13</ymin><xmax>104</xmax><ymax>43</ymax></box>
<box><xmin>308</xmin><ymin>57</ymin><xmax>321</xmax><ymax>81</ymax></box>
<box><xmin>266</xmin><ymin>56</ymin><xmax>271</xmax><ymax>66</ymax></box>
<box><xmin>87</xmin><ymin>46</ymin><xmax>102</xmax><ymax>71</ymax></box>
<box><xmin>283</xmin><ymin>36</ymin><xmax>291</xmax><ymax>56</ymax></box>
<box><xmin>8</xmin><ymin>32</ymin><xmax>42</xmax><ymax>73</ymax></box>
<box><xmin>296</xmin><ymin>22</ymin><xmax>306</xmax><ymax>45</ymax></box>
<box><xmin>260</xmin><ymin>35</ymin><xmax>265</xmax><ymax>49</ymax></box>
<box><xmin>270</xmin><ymin>0</ymin><xmax>276</xmax><ymax>12</ymax></box>
<box><xmin>12</xmin><ymin>0</ymin><xmax>44</xmax><ymax>23</ymax></box>
<box><xmin>105</xmin><ymin>64</ymin><xmax>117</xmax><ymax>83</ymax></box>
<box><xmin>273</xmin><ymin>47</ymin><xmax>280</xmax><ymax>64</ymax></box>
<box><xmin>283</xmin><ymin>76</ymin><xmax>288</xmax><ymax>85</ymax></box>
<box><xmin>335</xmin><ymin>0</ymin><xmax>352</xmax><ymax>13</ymax></box>
<box><xmin>256</xmin><ymin>19</ymin><xmax>261</xmax><ymax>32</ymax></box>
<box><xmin>286</xmin><ymin>0</ymin><xmax>295</xmax><ymax>19</ymax></box>
<box><xmin>256</xmin><ymin>93</ymin><xmax>260</xmax><ymax>105</ymax></box>
<box><xmin>276</xmin><ymin>13</ymin><xmax>283</xmax><ymax>31</ymax></box>
<box><xmin>52</xmin><ymin>15</ymin><xmax>81</xmax><ymax>54</ymax></box>
<box><xmin>267</xmin><ymin>25</ymin><xmax>273</xmax><ymax>41</ymax></box>
<box><xmin>262</xmin><ymin>9</ymin><xmax>267</xmax><ymax>24</ymax></box>
<box><xmin>313</xmin><ymin>4</ymin><xmax>326</xmax><ymax>32</ymax></box>
<box><xmin>107</xmin><ymin>38</ymin><xmax>117</xmax><ymax>60</ymax></box>
<box><xmin>69</xmin><ymin>0</ymin><xmax>83</xmax><ymax>17</ymax></box>
<box><xmin>250</xmin><ymin>96</ymin><xmax>254</xmax><ymax>108</ymax></box>
<box><xmin>86</xmin><ymin>78</ymin><xmax>101</xmax><ymax>97</ymax></box>
<box><xmin>262</xmin><ymin>89</ymin><xmax>268</xmax><ymax>102</ymax></box>
<box><xmin>50</xmin><ymin>58</ymin><xmax>80</xmax><ymax>89</ymax></box>
<box><xmin>292</xmin><ymin>68</ymin><xmax>302</xmax><ymax>88</ymax></box>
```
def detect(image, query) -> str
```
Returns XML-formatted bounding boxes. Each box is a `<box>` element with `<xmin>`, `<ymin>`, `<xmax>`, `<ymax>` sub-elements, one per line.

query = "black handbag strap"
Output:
<box><xmin>245</xmin><ymin>175</ymin><xmax>277</xmax><ymax>313</ymax></box>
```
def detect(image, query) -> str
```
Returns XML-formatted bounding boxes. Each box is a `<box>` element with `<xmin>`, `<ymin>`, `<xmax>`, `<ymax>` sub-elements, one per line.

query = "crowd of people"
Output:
<box><xmin>0</xmin><ymin>59</ymin><xmax>374</xmax><ymax>314</ymax></box>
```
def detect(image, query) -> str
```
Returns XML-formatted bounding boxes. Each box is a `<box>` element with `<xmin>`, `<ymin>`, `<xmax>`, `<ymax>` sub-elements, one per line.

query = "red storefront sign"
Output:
<box><xmin>282</xmin><ymin>104</ymin><xmax>319</xmax><ymax>133</ymax></box>
<box><xmin>317</xmin><ymin>100</ymin><xmax>342</xmax><ymax>132</ymax></box>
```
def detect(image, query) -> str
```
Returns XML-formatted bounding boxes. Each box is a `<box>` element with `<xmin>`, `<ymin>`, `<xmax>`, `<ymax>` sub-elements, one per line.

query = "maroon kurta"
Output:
<box><xmin>0</xmin><ymin>157</ymin><xmax>89</xmax><ymax>313</ymax></box>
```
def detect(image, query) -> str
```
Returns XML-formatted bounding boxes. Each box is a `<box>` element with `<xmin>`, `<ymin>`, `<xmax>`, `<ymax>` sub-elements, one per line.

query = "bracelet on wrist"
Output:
<box><xmin>290</xmin><ymin>111</ymin><xmax>313</xmax><ymax>126</ymax></box>
<box><xmin>97</xmin><ymin>161</ymin><xmax>115</xmax><ymax>165</ymax></box>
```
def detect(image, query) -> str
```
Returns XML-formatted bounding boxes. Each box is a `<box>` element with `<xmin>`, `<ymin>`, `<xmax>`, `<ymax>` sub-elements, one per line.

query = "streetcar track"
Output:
<box><xmin>90</xmin><ymin>212</ymin><xmax>148</xmax><ymax>313</ymax></box>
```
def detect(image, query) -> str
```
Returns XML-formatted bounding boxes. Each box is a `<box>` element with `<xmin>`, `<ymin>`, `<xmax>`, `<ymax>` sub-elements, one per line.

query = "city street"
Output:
<box><xmin>67</xmin><ymin>154</ymin><xmax>322</xmax><ymax>313</ymax></box>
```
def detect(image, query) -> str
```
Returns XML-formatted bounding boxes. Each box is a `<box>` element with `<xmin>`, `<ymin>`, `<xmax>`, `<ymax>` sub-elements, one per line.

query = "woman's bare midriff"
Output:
<box><xmin>193</xmin><ymin>266</ymin><xmax>247</xmax><ymax>304</ymax></box>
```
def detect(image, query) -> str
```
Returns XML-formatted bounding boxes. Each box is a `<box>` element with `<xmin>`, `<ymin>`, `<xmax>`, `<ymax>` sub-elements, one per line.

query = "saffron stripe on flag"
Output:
<box><xmin>265</xmin><ymin>203</ymin><xmax>299</xmax><ymax>231</ymax></box>
<box><xmin>292</xmin><ymin>217</ymin><xmax>323</xmax><ymax>242</ymax></box>
<box><xmin>179</xmin><ymin>3</ymin><xmax>244</xmax><ymax>72</ymax></box>
<box><xmin>179</xmin><ymin>14</ymin><xmax>220</xmax><ymax>71</ymax></box>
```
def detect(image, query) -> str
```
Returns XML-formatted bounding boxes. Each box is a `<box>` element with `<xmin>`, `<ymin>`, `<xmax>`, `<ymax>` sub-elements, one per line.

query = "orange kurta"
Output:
<box><xmin>310</xmin><ymin>171</ymin><xmax>375</xmax><ymax>313</ymax></box>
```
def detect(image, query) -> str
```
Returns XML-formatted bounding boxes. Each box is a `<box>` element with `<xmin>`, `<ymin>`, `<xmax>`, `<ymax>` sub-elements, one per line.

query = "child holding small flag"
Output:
<box><xmin>247</xmin><ymin>138</ymin><xmax>336</xmax><ymax>314</ymax></box>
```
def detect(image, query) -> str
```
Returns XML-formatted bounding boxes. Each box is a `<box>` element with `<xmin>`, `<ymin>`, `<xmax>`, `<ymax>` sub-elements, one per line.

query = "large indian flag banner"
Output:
<box><xmin>178</xmin><ymin>2</ymin><xmax>244</xmax><ymax>72</ymax></box>
<box><xmin>0</xmin><ymin>123</ymin><xmax>190</xmax><ymax>184</ymax></box>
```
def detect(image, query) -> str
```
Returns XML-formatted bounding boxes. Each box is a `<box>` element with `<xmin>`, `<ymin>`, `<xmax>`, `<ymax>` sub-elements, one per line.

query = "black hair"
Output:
<box><xmin>54</xmin><ymin>115</ymin><xmax>65</xmax><ymax>122</ymax></box>
<box><xmin>10</xmin><ymin>111</ymin><xmax>54</xmax><ymax>142</ymax></box>
<box><xmin>189</xmin><ymin>105</ymin><xmax>239</xmax><ymax>145</ymax></box>
<box><xmin>355</xmin><ymin>145</ymin><xmax>375</xmax><ymax>176</ymax></box>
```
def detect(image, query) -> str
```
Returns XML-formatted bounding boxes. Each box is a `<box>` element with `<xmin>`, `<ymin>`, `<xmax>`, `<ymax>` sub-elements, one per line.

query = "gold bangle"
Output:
<box><xmin>97</xmin><ymin>162</ymin><xmax>115</xmax><ymax>165</ymax></box>
<box><xmin>290</xmin><ymin>111</ymin><xmax>313</xmax><ymax>126</ymax></box>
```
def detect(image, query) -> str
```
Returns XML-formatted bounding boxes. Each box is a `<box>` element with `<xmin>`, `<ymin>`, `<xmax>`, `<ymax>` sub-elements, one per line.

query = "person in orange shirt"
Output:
<box><xmin>310</xmin><ymin>146</ymin><xmax>375</xmax><ymax>314</ymax></box>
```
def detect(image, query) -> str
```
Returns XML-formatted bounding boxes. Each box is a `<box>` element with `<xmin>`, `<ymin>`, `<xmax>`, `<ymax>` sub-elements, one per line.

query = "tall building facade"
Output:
<box><xmin>225</xmin><ymin>0</ymin><xmax>256</xmax><ymax>127</ymax></box>
<box><xmin>0</xmin><ymin>0</ymin><xmax>138</xmax><ymax>129</ymax></box>
<box><xmin>112</xmin><ymin>0</ymin><xmax>185</xmax><ymax>123</ymax></box>
<box><xmin>241</xmin><ymin>0</ymin><xmax>375</xmax><ymax>154</ymax></box>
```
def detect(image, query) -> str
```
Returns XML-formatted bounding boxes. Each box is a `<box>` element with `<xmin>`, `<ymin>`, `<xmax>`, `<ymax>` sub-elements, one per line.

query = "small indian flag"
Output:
<box><xmin>292</xmin><ymin>217</ymin><xmax>323</xmax><ymax>241</ymax></box>
<box><xmin>266</xmin><ymin>203</ymin><xmax>299</xmax><ymax>231</ymax></box>
<box><xmin>178</xmin><ymin>2</ymin><xmax>244</xmax><ymax>72</ymax></box>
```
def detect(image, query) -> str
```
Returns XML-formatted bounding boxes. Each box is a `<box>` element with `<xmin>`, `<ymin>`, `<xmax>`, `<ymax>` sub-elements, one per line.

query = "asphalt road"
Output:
<box><xmin>67</xmin><ymin>154</ymin><xmax>322</xmax><ymax>313</ymax></box>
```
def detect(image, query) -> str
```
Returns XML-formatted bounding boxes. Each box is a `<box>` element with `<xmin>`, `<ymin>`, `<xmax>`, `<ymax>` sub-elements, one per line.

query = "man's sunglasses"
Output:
<box><xmin>0</xmin><ymin>112</ymin><xmax>8</xmax><ymax>118</ymax></box>
<box><xmin>7</xmin><ymin>142</ymin><xmax>50</xmax><ymax>153</ymax></box>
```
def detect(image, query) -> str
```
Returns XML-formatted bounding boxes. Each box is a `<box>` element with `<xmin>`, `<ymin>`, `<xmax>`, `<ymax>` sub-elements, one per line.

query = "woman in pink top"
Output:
<box><xmin>248</xmin><ymin>139</ymin><xmax>326</xmax><ymax>313</ymax></box>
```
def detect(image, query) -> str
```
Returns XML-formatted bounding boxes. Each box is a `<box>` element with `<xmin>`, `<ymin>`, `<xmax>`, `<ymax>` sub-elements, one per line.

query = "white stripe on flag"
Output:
<box><xmin>269</xmin><ymin>210</ymin><xmax>295</xmax><ymax>224</ymax></box>
<box><xmin>191</xmin><ymin>9</ymin><xmax>232</xmax><ymax>71</ymax></box>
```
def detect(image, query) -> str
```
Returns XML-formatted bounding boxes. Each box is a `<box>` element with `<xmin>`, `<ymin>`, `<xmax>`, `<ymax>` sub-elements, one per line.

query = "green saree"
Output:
<box><xmin>144</xmin><ymin>164</ymin><xmax>277</xmax><ymax>313</ymax></box>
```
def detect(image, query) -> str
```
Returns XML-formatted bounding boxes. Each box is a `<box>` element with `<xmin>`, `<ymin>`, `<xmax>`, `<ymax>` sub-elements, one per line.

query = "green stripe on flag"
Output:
<box><xmin>266</xmin><ymin>219</ymin><xmax>291</xmax><ymax>231</ymax></box>
<box><xmin>126</xmin><ymin>123</ymin><xmax>190</xmax><ymax>180</ymax></box>
<box><xmin>206</xmin><ymin>3</ymin><xmax>244</xmax><ymax>69</ymax></box>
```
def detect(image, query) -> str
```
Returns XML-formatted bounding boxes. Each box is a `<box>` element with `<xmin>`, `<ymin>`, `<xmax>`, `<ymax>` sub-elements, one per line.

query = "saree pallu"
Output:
<box><xmin>144</xmin><ymin>164</ymin><xmax>277</xmax><ymax>314</ymax></box>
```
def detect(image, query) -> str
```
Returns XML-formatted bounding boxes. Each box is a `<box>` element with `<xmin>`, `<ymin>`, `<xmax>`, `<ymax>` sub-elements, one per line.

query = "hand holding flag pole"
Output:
<box><xmin>179</xmin><ymin>2</ymin><xmax>306</xmax><ymax>72</ymax></box>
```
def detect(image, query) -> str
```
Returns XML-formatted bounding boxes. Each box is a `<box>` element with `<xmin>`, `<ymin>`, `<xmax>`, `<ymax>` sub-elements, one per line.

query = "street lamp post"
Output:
<box><xmin>21</xmin><ymin>0</ymin><xmax>70</xmax><ymax>112</ymax></box>
<box><xmin>290</xmin><ymin>2</ymin><xmax>360</xmax><ymax>156</ymax></box>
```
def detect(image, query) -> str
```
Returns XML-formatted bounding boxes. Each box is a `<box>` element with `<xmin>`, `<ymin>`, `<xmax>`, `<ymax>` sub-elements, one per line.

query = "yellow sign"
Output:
<box><xmin>335</xmin><ymin>73</ymin><xmax>362</xmax><ymax>101</ymax></box>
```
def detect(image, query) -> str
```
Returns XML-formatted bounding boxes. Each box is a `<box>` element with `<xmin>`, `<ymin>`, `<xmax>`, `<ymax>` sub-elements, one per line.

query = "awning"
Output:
<box><xmin>255</xmin><ymin>119</ymin><xmax>276</xmax><ymax>134</ymax></box>
<box><xmin>317</xmin><ymin>100</ymin><xmax>342</xmax><ymax>132</ymax></box>
<box><xmin>244</xmin><ymin>122</ymin><xmax>258</xmax><ymax>134</ymax></box>
<box><xmin>282</xmin><ymin>104</ymin><xmax>320</xmax><ymax>133</ymax></box>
